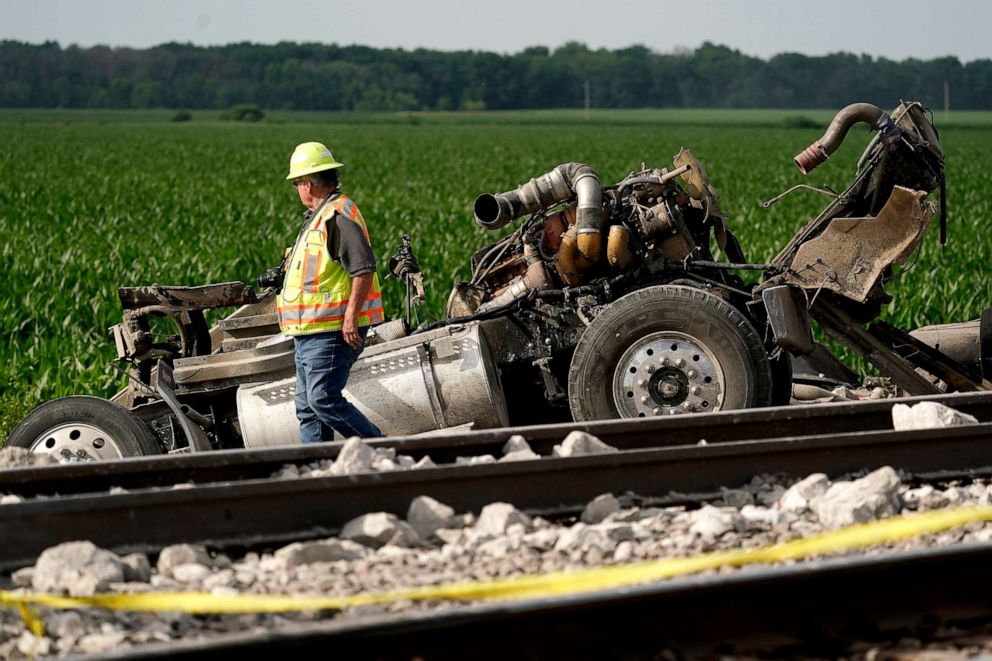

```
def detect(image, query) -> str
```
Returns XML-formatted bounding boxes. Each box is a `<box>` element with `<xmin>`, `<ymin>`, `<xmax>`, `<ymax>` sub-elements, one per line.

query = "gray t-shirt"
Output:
<box><xmin>329</xmin><ymin>212</ymin><xmax>376</xmax><ymax>277</ymax></box>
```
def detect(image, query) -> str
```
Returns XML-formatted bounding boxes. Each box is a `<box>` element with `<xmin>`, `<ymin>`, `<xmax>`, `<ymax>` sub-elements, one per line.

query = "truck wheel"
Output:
<box><xmin>6</xmin><ymin>396</ymin><xmax>161</xmax><ymax>462</ymax></box>
<box><xmin>568</xmin><ymin>285</ymin><xmax>773</xmax><ymax>421</ymax></box>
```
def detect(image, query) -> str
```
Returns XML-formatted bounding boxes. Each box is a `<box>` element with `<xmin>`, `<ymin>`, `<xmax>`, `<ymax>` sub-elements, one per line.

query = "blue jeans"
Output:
<box><xmin>293</xmin><ymin>329</ymin><xmax>383</xmax><ymax>442</ymax></box>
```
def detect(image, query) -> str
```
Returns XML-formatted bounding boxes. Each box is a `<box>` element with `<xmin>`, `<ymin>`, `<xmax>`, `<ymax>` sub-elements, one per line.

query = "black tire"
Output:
<box><xmin>568</xmin><ymin>285</ymin><xmax>774</xmax><ymax>421</ymax></box>
<box><xmin>7</xmin><ymin>395</ymin><xmax>161</xmax><ymax>461</ymax></box>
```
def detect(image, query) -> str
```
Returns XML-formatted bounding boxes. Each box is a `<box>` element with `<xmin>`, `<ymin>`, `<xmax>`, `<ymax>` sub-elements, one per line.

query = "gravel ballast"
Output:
<box><xmin>4</xmin><ymin>462</ymin><xmax>992</xmax><ymax>658</ymax></box>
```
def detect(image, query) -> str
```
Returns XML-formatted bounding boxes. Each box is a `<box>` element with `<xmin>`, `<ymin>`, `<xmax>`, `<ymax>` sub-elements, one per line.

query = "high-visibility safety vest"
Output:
<box><xmin>277</xmin><ymin>193</ymin><xmax>384</xmax><ymax>336</ymax></box>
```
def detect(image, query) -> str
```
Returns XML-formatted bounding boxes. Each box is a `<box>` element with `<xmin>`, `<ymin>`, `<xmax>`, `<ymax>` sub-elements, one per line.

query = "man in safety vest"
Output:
<box><xmin>273</xmin><ymin>142</ymin><xmax>384</xmax><ymax>441</ymax></box>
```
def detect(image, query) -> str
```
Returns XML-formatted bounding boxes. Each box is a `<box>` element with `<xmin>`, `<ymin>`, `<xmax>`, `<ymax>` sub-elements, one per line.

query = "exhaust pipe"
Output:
<box><xmin>478</xmin><ymin>240</ymin><xmax>550</xmax><ymax>312</ymax></box>
<box><xmin>474</xmin><ymin>163</ymin><xmax>603</xmax><ymax>247</ymax></box>
<box><xmin>794</xmin><ymin>103</ymin><xmax>899</xmax><ymax>175</ymax></box>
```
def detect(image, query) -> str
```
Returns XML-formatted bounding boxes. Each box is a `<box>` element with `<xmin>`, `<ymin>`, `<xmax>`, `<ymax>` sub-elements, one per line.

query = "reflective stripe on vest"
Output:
<box><xmin>277</xmin><ymin>194</ymin><xmax>384</xmax><ymax>336</ymax></box>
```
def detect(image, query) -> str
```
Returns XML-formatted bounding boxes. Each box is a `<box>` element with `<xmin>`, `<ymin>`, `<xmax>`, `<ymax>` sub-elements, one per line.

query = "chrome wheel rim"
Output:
<box><xmin>28</xmin><ymin>422</ymin><xmax>125</xmax><ymax>462</ymax></box>
<box><xmin>613</xmin><ymin>331</ymin><xmax>725</xmax><ymax>417</ymax></box>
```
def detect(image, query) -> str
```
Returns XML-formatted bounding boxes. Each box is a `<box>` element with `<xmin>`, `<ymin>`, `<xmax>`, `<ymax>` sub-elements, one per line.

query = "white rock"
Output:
<box><xmin>77</xmin><ymin>631</ymin><xmax>127</xmax><ymax>655</ymax></box>
<box><xmin>396</xmin><ymin>455</ymin><xmax>416</xmax><ymax>469</ymax></box>
<box><xmin>609</xmin><ymin>508</ymin><xmax>646</xmax><ymax>523</ymax></box>
<box><xmin>231</xmin><ymin>569</ymin><xmax>256</xmax><ymax>587</ymax></box>
<box><xmin>476</xmin><ymin>502</ymin><xmax>531</xmax><ymax>536</ymax></box>
<box><xmin>48</xmin><ymin>611</ymin><xmax>85</xmax><ymax>639</ymax></box>
<box><xmin>552</xmin><ymin>523</ymin><xmax>585</xmax><ymax>551</ymax></box>
<box><xmin>1</xmin><ymin>494</ymin><xmax>23</xmax><ymax>505</ymax></box>
<box><xmin>210</xmin><ymin>586</ymin><xmax>239</xmax><ymax>597</ymax></box>
<box><xmin>811</xmin><ymin>466</ymin><xmax>901</xmax><ymax>529</ymax></box>
<box><xmin>149</xmin><ymin>575</ymin><xmax>182</xmax><ymax>590</ymax></box>
<box><xmin>157</xmin><ymin>544</ymin><xmax>212</xmax><ymax>576</ymax></box>
<box><xmin>274</xmin><ymin>539</ymin><xmax>367</xmax><ymax>568</ymax></box>
<box><xmin>455</xmin><ymin>455</ymin><xmax>497</xmax><ymax>466</ymax></box>
<box><xmin>341</xmin><ymin>512</ymin><xmax>419</xmax><ymax>548</ymax></box>
<box><xmin>272</xmin><ymin>463</ymin><xmax>300</xmax><ymax>479</ymax></box>
<box><xmin>372</xmin><ymin>456</ymin><xmax>397</xmax><ymax>472</ymax></box>
<box><xmin>502</xmin><ymin>435</ymin><xmax>534</xmax><ymax>455</ymax></box>
<box><xmin>499</xmin><ymin>449</ymin><xmax>540</xmax><ymax>462</ymax></box>
<box><xmin>16</xmin><ymin>632</ymin><xmax>51</xmax><ymax>657</ymax></box>
<box><xmin>552</xmin><ymin>431</ymin><xmax>618</xmax><ymax>458</ymax></box>
<box><xmin>332</xmin><ymin>437</ymin><xmax>375</xmax><ymax>475</ymax></box>
<box><xmin>202</xmin><ymin>569</ymin><xmax>236</xmax><ymax>590</ymax></box>
<box><xmin>580</xmin><ymin>493</ymin><xmax>621</xmax><ymax>524</ymax></box>
<box><xmin>11</xmin><ymin>566</ymin><xmax>33</xmax><ymax>587</ymax></box>
<box><xmin>553</xmin><ymin>523</ymin><xmax>621</xmax><ymax>554</ymax></box>
<box><xmin>522</xmin><ymin>529</ymin><xmax>559</xmax><ymax>551</ymax></box>
<box><xmin>374</xmin><ymin>447</ymin><xmax>397</xmax><ymax>461</ymax></box>
<box><xmin>413</xmin><ymin>456</ymin><xmax>437</xmax><ymax>469</ymax></box>
<box><xmin>407</xmin><ymin>495</ymin><xmax>456</xmax><ymax>539</ymax></box>
<box><xmin>779</xmin><ymin>473</ymin><xmax>830</xmax><ymax>512</ymax></box>
<box><xmin>892</xmin><ymin>401</ymin><xmax>979</xmax><ymax>431</ymax></box>
<box><xmin>32</xmin><ymin>541</ymin><xmax>125</xmax><ymax>596</ymax></box>
<box><xmin>476</xmin><ymin>537</ymin><xmax>514</xmax><ymax>557</ymax></box>
<box><xmin>171</xmin><ymin>563</ymin><xmax>211</xmax><ymax>584</ymax></box>
<box><xmin>435</xmin><ymin>528</ymin><xmax>464</xmax><ymax>545</ymax></box>
<box><xmin>613</xmin><ymin>540</ymin><xmax>634</xmax><ymax>562</ymax></box>
<box><xmin>688</xmin><ymin>505</ymin><xmax>741</xmax><ymax>538</ymax></box>
<box><xmin>902</xmin><ymin>484</ymin><xmax>947</xmax><ymax>510</ymax></box>
<box><xmin>739</xmin><ymin>504</ymin><xmax>786</xmax><ymax>527</ymax></box>
<box><xmin>377</xmin><ymin>545</ymin><xmax>413</xmax><ymax>558</ymax></box>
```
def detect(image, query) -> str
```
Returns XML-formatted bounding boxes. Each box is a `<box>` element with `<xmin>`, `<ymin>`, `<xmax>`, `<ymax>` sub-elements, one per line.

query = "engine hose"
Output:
<box><xmin>794</xmin><ymin>103</ymin><xmax>901</xmax><ymax>175</ymax></box>
<box><xmin>413</xmin><ymin>276</ymin><xmax>631</xmax><ymax>335</ymax></box>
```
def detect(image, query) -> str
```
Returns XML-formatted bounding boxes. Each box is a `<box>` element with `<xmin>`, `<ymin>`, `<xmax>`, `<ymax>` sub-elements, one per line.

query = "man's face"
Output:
<box><xmin>293</xmin><ymin>178</ymin><xmax>317</xmax><ymax>209</ymax></box>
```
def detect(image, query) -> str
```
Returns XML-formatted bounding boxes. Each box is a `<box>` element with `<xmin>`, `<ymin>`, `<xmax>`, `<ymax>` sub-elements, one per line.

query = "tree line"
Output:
<box><xmin>1</xmin><ymin>40</ymin><xmax>990</xmax><ymax>111</ymax></box>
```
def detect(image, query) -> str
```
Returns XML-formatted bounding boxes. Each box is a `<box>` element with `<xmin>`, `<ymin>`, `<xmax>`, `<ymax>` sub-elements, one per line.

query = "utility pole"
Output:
<box><xmin>584</xmin><ymin>80</ymin><xmax>590</xmax><ymax>119</ymax></box>
<box><xmin>944</xmin><ymin>80</ymin><xmax>950</xmax><ymax>124</ymax></box>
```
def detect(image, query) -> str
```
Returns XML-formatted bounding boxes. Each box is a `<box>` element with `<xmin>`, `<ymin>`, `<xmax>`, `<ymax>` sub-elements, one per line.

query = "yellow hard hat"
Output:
<box><xmin>286</xmin><ymin>142</ymin><xmax>344</xmax><ymax>181</ymax></box>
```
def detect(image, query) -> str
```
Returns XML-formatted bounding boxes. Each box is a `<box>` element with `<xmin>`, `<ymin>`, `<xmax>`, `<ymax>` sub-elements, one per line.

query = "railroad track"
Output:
<box><xmin>101</xmin><ymin>542</ymin><xmax>992</xmax><ymax>660</ymax></box>
<box><xmin>2</xmin><ymin>392</ymin><xmax>992</xmax><ymax>571</ymax></box>
<box><xmin>4</xmin><ymin>391</ymin><xmax>992</xmax><ymax>498</ymax></box>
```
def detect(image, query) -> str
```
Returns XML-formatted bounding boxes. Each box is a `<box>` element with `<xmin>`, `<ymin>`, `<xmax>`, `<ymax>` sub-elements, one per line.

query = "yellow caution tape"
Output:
<box><xmin>2</xmin><ymin>504</ymin><xmax>992</xmax><ymax>630</ymax></box>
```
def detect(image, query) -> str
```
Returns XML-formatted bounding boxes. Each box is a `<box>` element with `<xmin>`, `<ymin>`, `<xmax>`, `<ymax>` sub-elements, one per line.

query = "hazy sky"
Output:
<box><xmin>3</xmin><ymin>0</ymin><xmax>990</xmax><ymax>62</ymax></box>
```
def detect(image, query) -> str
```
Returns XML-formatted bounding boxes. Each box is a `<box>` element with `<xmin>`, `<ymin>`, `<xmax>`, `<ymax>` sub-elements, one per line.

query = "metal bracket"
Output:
<box><xmin>870</xmin><ymin>321</ymin><xmax>992</xmax><ymax>392</ymax></box>
<box><xmin>416</xmin><ymin>344</ymin><xmax>449</xmax><ymax>428</ymax></box>
<box><xmin>808</xmin><ymin>300</ymin><xmax>989</xmax><ymax>396</ymax></box>
<box><xmin>155</xmin><ymin>360</ymin><xmax>213</xmax><ymax>452</ymax></box>
<box><xmin>534</xmin><ymin>357</ymin><xmax>566</xmax><ymax>403</ymax></box>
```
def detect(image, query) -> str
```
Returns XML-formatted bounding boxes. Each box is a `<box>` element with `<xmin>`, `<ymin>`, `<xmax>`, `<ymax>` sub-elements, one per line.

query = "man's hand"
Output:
<box><xmin>342</xmin><ymin>271</ymin><xmax>376</xmax><ymax>349</ymax></box>
<box><xmin>342</xmin><ymin>316</ymin><xmax>362</xmax><ymax>349</ymax></box>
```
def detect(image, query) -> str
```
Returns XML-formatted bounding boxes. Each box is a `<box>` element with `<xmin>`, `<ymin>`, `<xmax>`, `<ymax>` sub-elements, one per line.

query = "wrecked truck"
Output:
<box><xmin>9</xmin><ymin>100</ymin><xmax>989</xmax><ymax>461</ymax></box>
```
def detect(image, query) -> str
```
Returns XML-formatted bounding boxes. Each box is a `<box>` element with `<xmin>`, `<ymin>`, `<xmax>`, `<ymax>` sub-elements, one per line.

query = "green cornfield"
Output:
<box><xmin>2</xmin><ymin>108</ymin><xmax>992</xmax><ymax>441</ymax></box>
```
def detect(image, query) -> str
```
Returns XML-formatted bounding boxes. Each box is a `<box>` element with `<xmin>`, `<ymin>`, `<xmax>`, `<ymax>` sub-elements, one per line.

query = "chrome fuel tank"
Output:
<box><xmin>236</xmin><ymin>322</ymin><xmax>508</xmax><ymax>447</ymax></box>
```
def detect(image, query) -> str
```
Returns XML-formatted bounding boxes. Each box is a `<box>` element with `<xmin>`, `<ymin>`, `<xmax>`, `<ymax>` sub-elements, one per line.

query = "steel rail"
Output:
<box><xmin>3</xmin><ymin>391</ymin><xmax>992</xmax><ymax>498</ymax></box>
<box><xmin>94</xmin><ymin>542</ymin><xmax>992</xmax><ymax>660</ymax></box>
<box><xmin>2</xmin><ymin>421</ymin><xmax>992</xmax><ymax>571</ymax></box>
